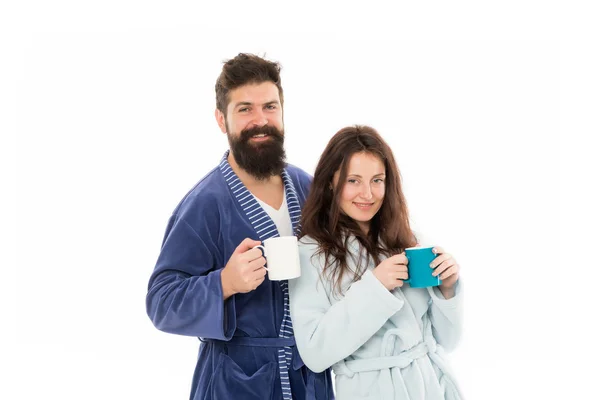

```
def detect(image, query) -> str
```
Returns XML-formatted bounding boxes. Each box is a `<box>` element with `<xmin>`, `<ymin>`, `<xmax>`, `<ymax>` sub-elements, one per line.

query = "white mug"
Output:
<box><xmin>254</xmin><ymin>236</ymin><xmax>301</xmax><ymax>281</ymax></box>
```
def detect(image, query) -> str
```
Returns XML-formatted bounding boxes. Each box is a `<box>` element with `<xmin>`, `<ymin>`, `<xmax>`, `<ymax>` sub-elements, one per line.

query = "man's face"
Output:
<box><xmin>216</xmin><ymin>81</ymin><xmax>286</xmax><ymax>180</ymax></box>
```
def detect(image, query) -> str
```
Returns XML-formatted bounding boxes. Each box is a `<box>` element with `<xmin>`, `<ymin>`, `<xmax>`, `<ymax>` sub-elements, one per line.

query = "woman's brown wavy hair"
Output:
<box><xmin>299</xmin><ymin>125</ymin><xmax>416</xmax><ymax>295</ymax></box>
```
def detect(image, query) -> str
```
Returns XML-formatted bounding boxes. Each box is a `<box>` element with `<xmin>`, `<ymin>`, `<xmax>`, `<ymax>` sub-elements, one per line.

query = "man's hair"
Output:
<box><xmin>215</xmin><ymin>53</ymin><xmax>283</xmax><ymax>116</ymax></box>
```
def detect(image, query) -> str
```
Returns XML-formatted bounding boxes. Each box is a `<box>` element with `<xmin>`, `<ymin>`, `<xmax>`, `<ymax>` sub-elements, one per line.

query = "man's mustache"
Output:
<box><xmin>239</xmin><ymin>125</ymin><xmax>284</xmax><ymax>142</ymax></box>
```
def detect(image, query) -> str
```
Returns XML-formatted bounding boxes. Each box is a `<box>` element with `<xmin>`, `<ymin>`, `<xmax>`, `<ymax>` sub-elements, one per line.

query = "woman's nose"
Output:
<box><xmin>360</xmin><ymin>184</ymin><xmax>373</xmax><ymax>199</ymax></box>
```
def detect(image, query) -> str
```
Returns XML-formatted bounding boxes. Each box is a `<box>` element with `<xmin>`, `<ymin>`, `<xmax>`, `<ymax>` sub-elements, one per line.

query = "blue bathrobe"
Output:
<box><xmin>146</xmin><ymin>152</ymin><xmax>334</xmax><ymax>400</ymax></box>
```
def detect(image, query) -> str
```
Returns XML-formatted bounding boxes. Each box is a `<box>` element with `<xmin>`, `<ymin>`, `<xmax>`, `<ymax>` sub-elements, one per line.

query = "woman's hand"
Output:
<box><xmin>430</xmin><ymin>247</ymin><xmax>460</xmax><ymax>295</ymax></box>
<box><xmin>373</xmin><ymin>253</ymin><xmax>408</xmax><ymax>291</ymax></box>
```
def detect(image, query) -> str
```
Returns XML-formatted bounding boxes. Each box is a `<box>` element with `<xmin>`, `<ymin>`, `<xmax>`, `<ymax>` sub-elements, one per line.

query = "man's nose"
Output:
<box><xmin>251</xmin><ymin>109</ymin><xmax>268</xmax><ymax>127</ymax></box>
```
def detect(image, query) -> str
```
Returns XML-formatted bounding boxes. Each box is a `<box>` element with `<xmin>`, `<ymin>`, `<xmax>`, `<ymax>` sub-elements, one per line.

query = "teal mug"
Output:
<box><xmin>404</xmin><ymin>246</ymin><xmax>441</xmax><ymax>288</ymax></box>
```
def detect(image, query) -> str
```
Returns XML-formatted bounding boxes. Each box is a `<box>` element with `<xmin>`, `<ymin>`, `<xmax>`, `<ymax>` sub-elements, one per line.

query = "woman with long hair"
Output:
<box><xmin>289</xmin><ymin>125</ymin><xmax>463</xmax><ymax>399</ymax></box>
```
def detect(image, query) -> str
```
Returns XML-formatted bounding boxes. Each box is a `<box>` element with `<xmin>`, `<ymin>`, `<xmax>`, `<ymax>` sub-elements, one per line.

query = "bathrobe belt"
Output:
<box><xmin>332</xmin><ymin>337</ymin><xmax>438</xmax><ymax>377</ymax></box>
<box><xmin>202</xmin><ymin>336</ymin><xmax>296</xmax><ymax>347</ymax></box>
<box><xmin>332</xmin><ymin>336</ymin><xmax>461</xmax><ymax>399</ymax></box>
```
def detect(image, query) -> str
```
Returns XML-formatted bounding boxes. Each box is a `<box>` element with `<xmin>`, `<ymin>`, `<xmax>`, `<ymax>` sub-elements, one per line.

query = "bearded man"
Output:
<box><xmin>146</xmin><ymin>53</ymin><xmax>335</xmax><ymax>400</ymax></box>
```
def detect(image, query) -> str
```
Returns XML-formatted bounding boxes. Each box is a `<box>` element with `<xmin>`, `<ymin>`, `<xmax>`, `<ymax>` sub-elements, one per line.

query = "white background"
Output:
<box><xmin>4</xmin><ymin>1</ymin><xmax>599</xmax><ymax>399</ymax></box>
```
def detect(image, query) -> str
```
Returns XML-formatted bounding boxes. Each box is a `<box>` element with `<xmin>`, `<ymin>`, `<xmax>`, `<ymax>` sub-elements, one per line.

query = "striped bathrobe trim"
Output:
<box><xmin>219</xmin><ymin>152</ymin><xmax>301</xmax><ymax>400</ymax></box>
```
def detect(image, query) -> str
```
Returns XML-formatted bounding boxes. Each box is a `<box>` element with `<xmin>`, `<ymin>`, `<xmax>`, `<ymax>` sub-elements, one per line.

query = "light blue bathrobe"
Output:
<box><xmin>289</xmin><ymin>236</ymin><xmax>463</xmax><ymax>400</ymax></box>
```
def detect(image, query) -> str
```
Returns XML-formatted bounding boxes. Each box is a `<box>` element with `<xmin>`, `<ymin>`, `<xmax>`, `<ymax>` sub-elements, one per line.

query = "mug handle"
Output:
<box><xmin>253</xmin><ymin>245</ymin><xmax>268</xmax><ymax>271</ymax></box>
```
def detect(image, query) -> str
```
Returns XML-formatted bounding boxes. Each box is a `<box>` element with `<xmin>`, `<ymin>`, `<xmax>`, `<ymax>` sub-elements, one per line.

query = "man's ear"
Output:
<box><xmin>215</xmin><ymin>109</ymin><xmax>227</xmax><ymax>134</ymax></box>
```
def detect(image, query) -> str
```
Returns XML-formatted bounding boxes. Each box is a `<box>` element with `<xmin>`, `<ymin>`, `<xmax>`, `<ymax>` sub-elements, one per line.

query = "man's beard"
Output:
<box><xmin>227</xmin><ymin>124</ymin><xmax>287</xmax><ymax>181</ymax></box>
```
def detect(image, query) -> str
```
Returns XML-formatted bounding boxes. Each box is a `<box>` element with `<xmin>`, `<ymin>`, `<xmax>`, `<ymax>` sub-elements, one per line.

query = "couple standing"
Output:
<box><xmin>146</xmin><ymin>53</ymin><xmax>463</xmax><ymax>400</ymax></box>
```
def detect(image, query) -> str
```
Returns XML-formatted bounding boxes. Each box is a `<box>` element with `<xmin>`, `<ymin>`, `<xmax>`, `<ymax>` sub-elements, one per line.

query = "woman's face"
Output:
<box><xmin>332</xmin><ymin>152</ymin><xmax>386</xmax><ymax>234</ymax></box>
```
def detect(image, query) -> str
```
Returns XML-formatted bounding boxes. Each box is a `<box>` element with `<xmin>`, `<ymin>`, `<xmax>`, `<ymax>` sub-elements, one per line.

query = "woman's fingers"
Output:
<box><xmin>432</xmin><ymin>257</ymin><xmax>455</xmax><ymax>276</ymax></box>
<box><xmin>439</xmin><ymin>264</ymin><xmax>460</xmax><ymax>280</ymax></box>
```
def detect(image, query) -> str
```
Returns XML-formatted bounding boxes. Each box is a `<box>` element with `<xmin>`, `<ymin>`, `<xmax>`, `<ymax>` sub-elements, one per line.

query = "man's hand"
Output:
<box><xmin>221</xmin><ymin>238</ymin><xmax>266</xmax><ymax>300</ymax></box>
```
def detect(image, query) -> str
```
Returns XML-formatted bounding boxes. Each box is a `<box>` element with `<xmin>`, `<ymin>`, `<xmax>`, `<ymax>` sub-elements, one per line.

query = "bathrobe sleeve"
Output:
<box><xmin>426</xmin><ymin>280</ymin><xmax>463</xmax><ymax>351</ymax></box>
<box><xmin>146</xmin><ymin>209</ymin><xmax>236</xmax><ymax>340</ymax></box>
<box><xmin>289</xmin><ymin>239</ymin><xmax>405</xmax><ymax>373</ymax></box>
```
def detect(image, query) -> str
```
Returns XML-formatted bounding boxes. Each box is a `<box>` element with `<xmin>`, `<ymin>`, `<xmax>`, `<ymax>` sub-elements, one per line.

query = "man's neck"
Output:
<box><xmin>227</xmin><ymin>152</ymin><xmax>283</xmax><ymax>188</ymax></box>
